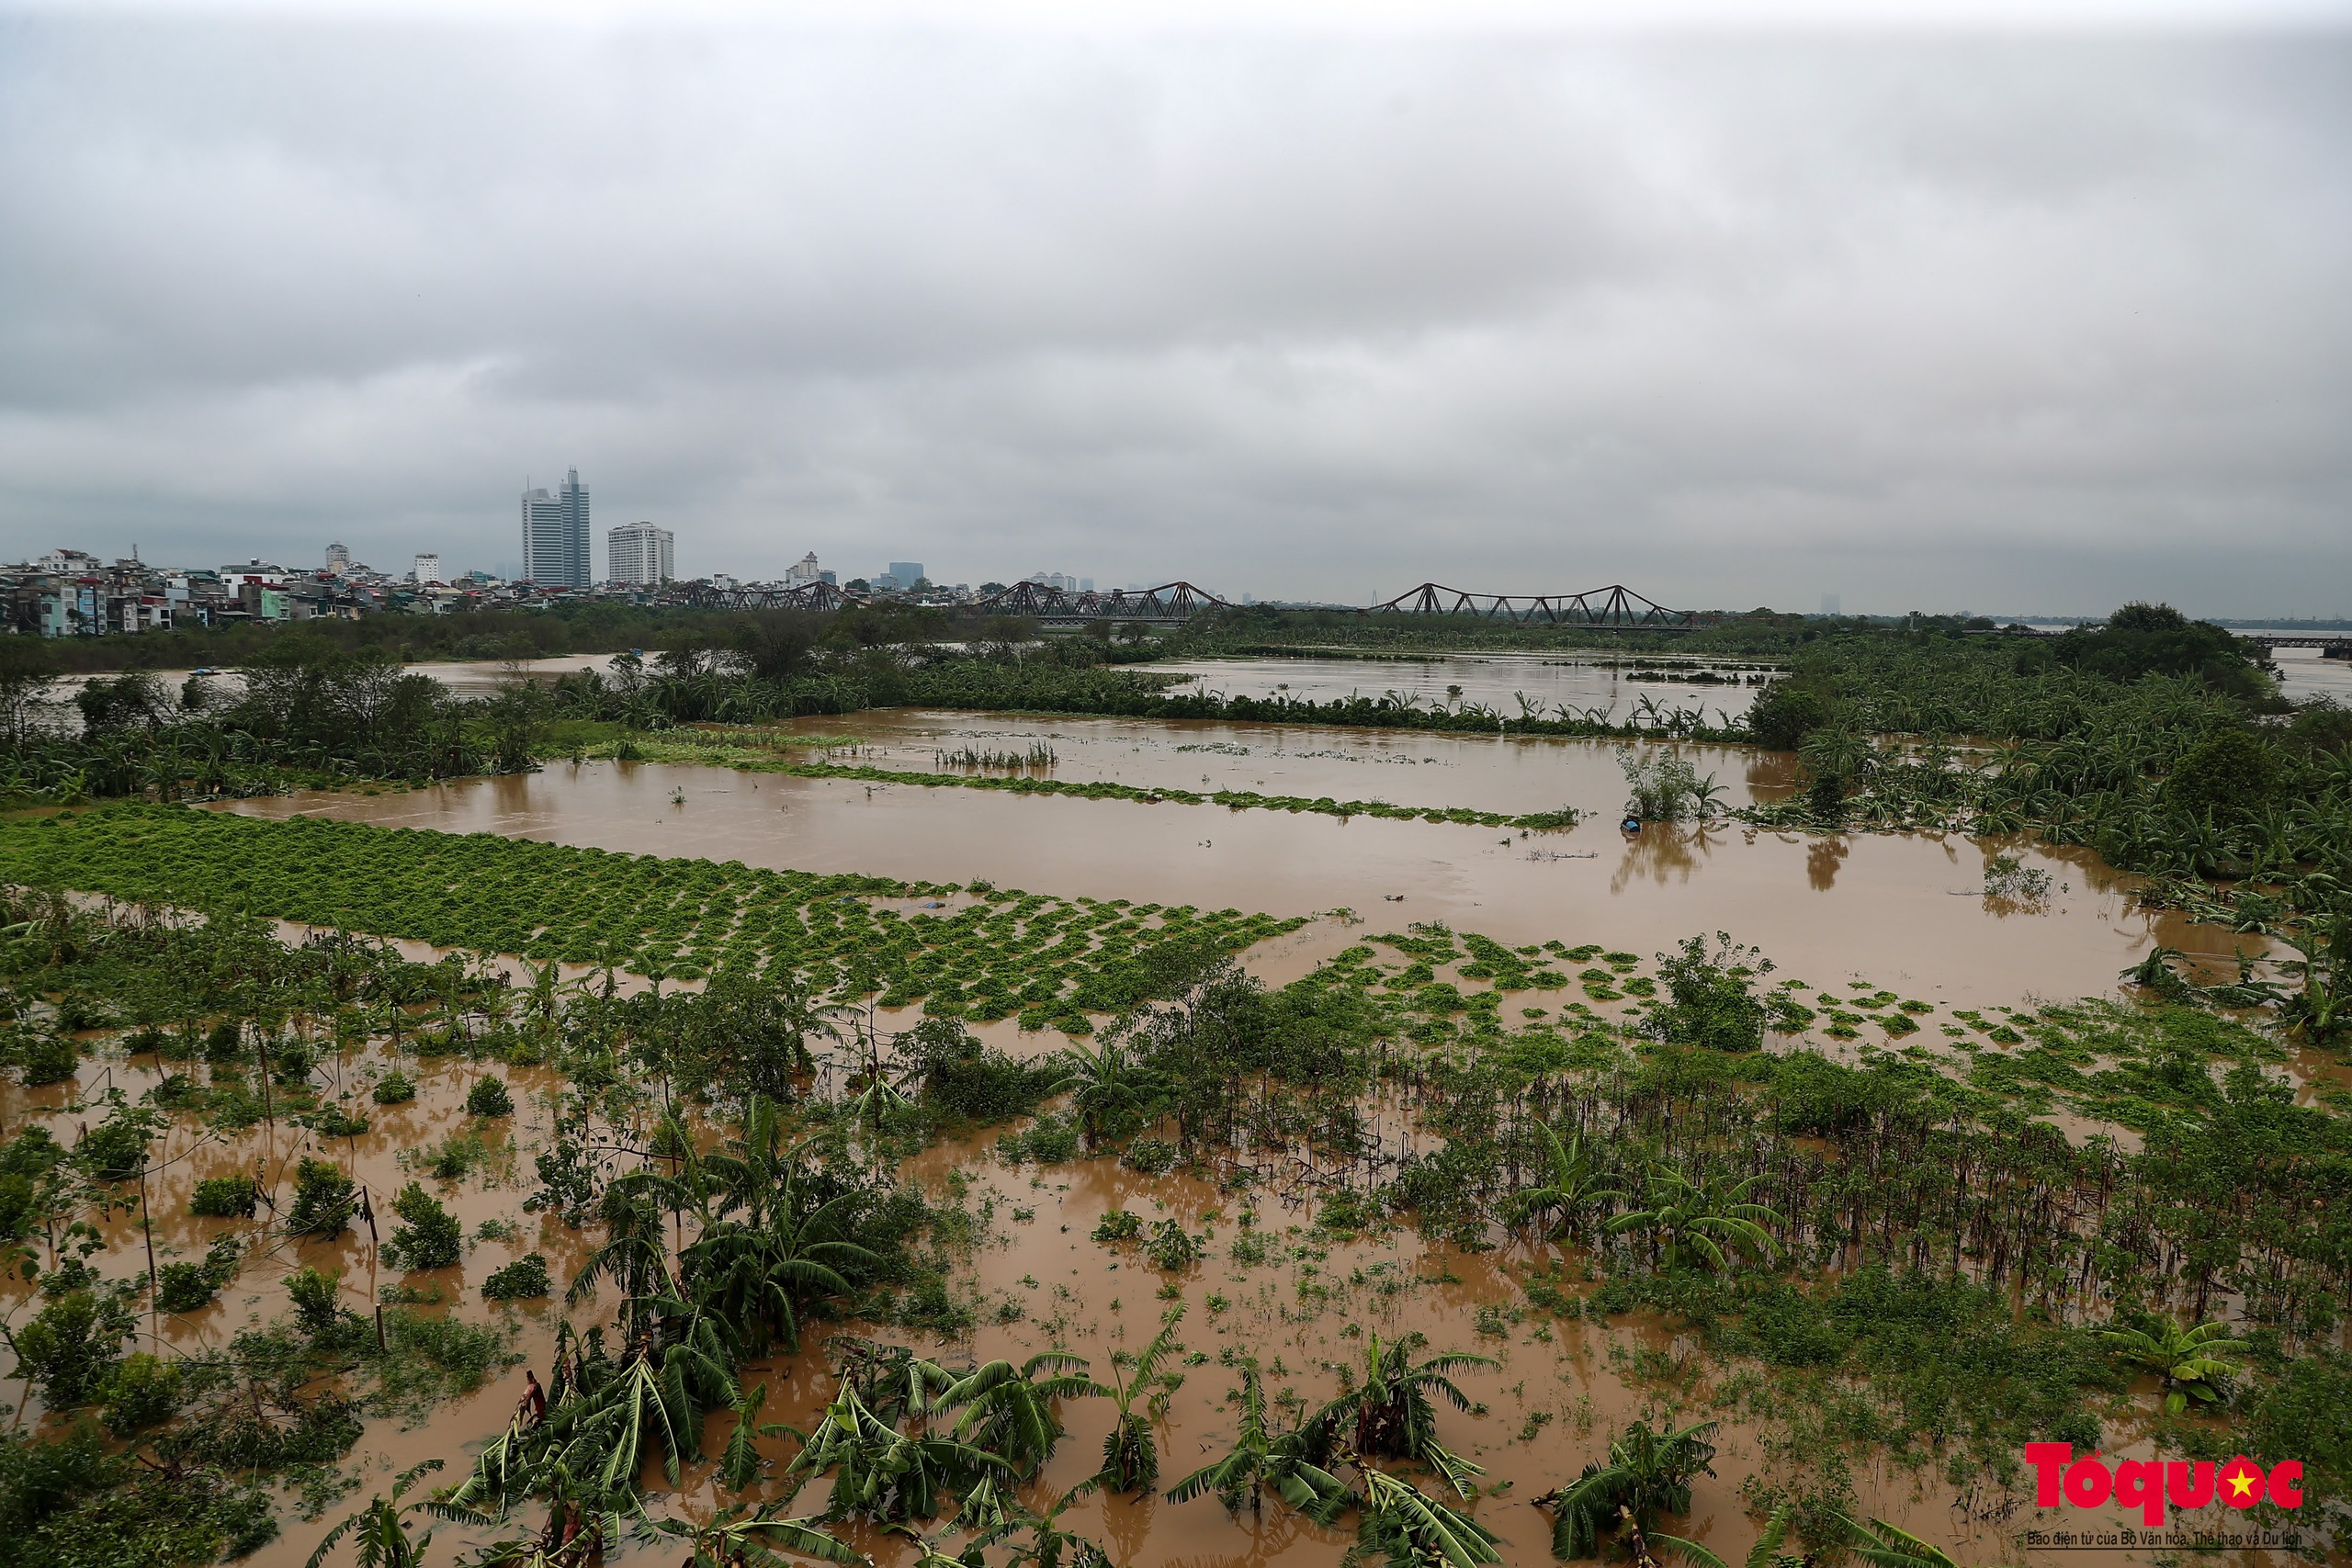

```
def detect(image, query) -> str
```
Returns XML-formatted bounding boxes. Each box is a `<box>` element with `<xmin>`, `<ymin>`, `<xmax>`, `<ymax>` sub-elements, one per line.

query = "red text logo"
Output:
<box><xmin>2025</xmin><ymin>1445</ymin><xmax>2303</xmax><ymax>1529</ymax></box>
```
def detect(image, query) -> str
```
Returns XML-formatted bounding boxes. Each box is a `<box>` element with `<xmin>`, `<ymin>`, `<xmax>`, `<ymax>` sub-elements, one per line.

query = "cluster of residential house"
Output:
<box><xmin>0</xmin><ymin>547</ymin><xmax>665</xmax><ymax>637</ymax></box>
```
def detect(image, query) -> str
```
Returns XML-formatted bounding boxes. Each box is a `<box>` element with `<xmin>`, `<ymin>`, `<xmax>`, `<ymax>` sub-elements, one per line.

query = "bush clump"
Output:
<box><xmin>284</xmin><ymin>1267</ymin><xmax>345</xmax><ymax>1335</ymax></box>
<box><xmin>464</xmin><ymin>1075</ymin><xmax>514</xmax><ymax>1117</ymax></box>
<box><xmin>188</xmin><ymin>1173</ymin><xmax>257</xmax><ymax>1218</ymax></box>
<box><xmin>12</xmin><ymin>1291</ymin><xmax>133</xmax><ymax>1407</ymax></box>
<box><xmin>18</xmin><ymin>1034</ymin><xmax>77</xmax><ymax>1088</ymax></box>
<box><xmin>480</xmin><ymin>1253</ymin><xmax>550</xmax><ymax>1302</ymax></box>
<box><xmin>285</xmin><ymin>1159</ymin><xmax>356</xmax><ymax>1237</ymax></box>
<box><xmin>382</xmin><ymin>1181</ymin><xmax>462</xmax><ymax>1271</ymax></box>
<box><xmin>371</xmin><ymin>1071</ymin><xmax>416</xmax><ymax>1105</ymax></box>
<box><xmin>154</xmin><ymin>1235</ymin><xmax>242</xmax><ymax>1314</ymax></box>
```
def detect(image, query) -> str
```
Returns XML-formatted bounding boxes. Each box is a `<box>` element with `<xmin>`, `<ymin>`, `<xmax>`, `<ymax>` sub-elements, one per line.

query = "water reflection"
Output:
<box><xmin>1806</xmin><ymin>833</ymin><xmax>1851</xmax><ymax>891</ymax></box>
<box><xmin>1610</xmin><ymin>820</ymin><xmax>1728</xmax><ymax>892</ymax></box>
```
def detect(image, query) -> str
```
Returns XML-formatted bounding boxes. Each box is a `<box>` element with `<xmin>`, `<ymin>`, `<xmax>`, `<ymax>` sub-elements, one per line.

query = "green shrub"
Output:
<box><xmin>286</xmin><ymin>1159</ymin><xmax>355</xmax><ymax>1236</ymax></box>
<box><xmin>1144</xmin><ymin>1220</ymin><xmax>1201</xmax><ymax>1270</ymax></box>
<box><xmin>480</xmin><ymin>1253</ymin><xmax>550</xmax><ymax>1302</ymax></box>
<box><xmin>2166</xmin><ymin>728</ymin><xmax>2282</xmax><ymax>818</ymax></box>
<box><xmin>1642</xmin><ymin>933</ymin><xmax>1776</xmax><ymax>1053</ymax></box>
<box><xmin>11</xmin><ymin>1292</ymin><xmax>132</xmax><ymax>1407</ymax></box>
<box><xmin>382</xmin><ymin>1181</ymin><xmax>461</xmax><ymax>1271</ymax></box>
<box><xmin>464</xmin><ymin>1075</ymin><xmax>514</xmax><ymax>1117</ymax></box>
<box><xmin>98</xmin><ymin>1353</ymin><xmax>181</xmax><ymax>1438</ymax></box>
<box><xmin>188</xmin><ymin>1173</ymin><xmax>257</xmax><ymax>1218</ymax></box>
<box><xmin>1091</xmin><ymin>1210</ymin><xmax>1141</xmax><ymax>1243</ymax></box>
<box><xmin>18</xmin><ymin>1035</ymin><xmax>76</xmax><ymax>1088</ymax></box>
<box><xmin>284</xmin><ymin>1267</ymin><xmax>343</xmax><ymax>1335</ymax></box>
<box><xmin>371</xmin><ymin>1071</ymin><xmax>415</xmax><ymax>1105</ymax></box>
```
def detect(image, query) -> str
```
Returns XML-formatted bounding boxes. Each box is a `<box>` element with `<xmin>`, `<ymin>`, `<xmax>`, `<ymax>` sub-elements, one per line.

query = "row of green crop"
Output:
<box><xmin>590</xmin><ymin>739</ymin><xmax>1584</xmax><ymax>830</ymax></box>
<box><xmin>0</xmin><ymin>807</ymin><xmax>1303</xmax><ymax>1031</ymax></box>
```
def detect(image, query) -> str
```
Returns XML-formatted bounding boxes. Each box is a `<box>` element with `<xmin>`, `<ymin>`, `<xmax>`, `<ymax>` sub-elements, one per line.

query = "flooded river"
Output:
<box><xmin>62</xmin><ymin>699</ymin><xmax>2293</xmax><ymax>1568</ymax></box>
<box><xmin>1152</xmin><ymin>650</ymin><xmax>1769</xmax><ymax>724</ymax></box>
<box><xmin>218</xmin><ymin>734</ymin><xmax>2225</xmax><ymax>1014</ymax></box>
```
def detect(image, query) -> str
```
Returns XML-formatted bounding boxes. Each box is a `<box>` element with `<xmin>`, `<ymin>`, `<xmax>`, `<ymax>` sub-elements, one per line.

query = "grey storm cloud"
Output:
<box><xmin>1</xmin><ymin>13</ymin><xmax>2348</xmax><ymax>614</ymax></box>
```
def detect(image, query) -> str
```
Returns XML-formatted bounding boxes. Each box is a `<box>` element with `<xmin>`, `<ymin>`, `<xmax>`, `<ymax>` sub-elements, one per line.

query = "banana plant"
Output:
<box><xmin>941</xmin><ymin>1351</ymin><xmax>1104</xmax><ymax>1478</ymax></box>
<box><xmin>787</xmin><ymin>1382</ymin><xmax>1012</xmax><ymax>1525</ymax></box>
<box><xmin>1310</xmin><ymin>1330</ymin><xmax>1496</xmax><ymax>1487</ymax></box>
<box><xmin>1607</xmin><ymin>1167</ymin><xmax>1781</xmax><ymax>1274</ymax></box>
<box><xmin>641</xmin><ymin>1505</ymin><xmax>866</xmax><ymax>1567</ymax></box>
<box><xmin>305</xmin><ymin>1460</ymin><xmax>443</xmax><ymax>1568</ymax></box>
<box><xmin>1536</xmin><ymin>1417</ymin><xmax>1720</xmax><ymax>1561</ymax></box>
<box><xmin>1506</xmin><ymin>1125</ymin><xmax>1623</xmax><ymax>1242</ymax></box>
<box><xmin>1166</xmin><ymin>1359</ymin><xmax>1347</xmax><ymax>1518</ymax></box>
<box><xmin>1100</xmin><ymin>1306</ymin><xmax>1186</xmax><ymax>1493</ymax></box>
<box><xmin>1355</xmin><ymin>1466</ymin><xmax>1503</xmax><ymax>1568</ymax></box>
<box><xmin>2100</xmin><ymin>1316</ymin><xmax>2245</xmax><ymax>1415</ymax></box>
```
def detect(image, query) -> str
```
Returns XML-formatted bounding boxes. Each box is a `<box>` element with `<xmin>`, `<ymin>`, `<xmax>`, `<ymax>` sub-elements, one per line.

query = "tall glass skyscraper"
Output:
<box><xmin>521</xmin><ymin>468</ymin><xmax>591</xmax><ymax>587</ymax></box>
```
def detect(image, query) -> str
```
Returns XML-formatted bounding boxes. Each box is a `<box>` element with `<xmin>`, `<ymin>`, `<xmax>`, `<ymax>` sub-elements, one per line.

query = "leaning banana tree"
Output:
<box><xmin>1537</xmin><ymin>1417</ymin><xmax>1721</xmax><ymax>1561</ymax></box>
<box><xmin>639</xmin><ymin>1505</ymin><xmax>865</xmax><ymax>1567</ymax></box>
<box><xmin>1311</xmin><ymin>1329</ymin><xmax>1496</xmax><ymax>1493</ymax></box>
<box><xmin>305</xmin><ymin>1460</ymin><xmax>442</xmax><ymax>1568</ymax></box>
<box><xmin>1831</xmin><ymin>1511</ymin><xmax>2024</xmax><ymax>1568</ymax></box>
<box><xmin>787</xmin><ymin>1382</ymin><xmax>1012</xmax><ymax>1525</ymax></box>
<box><xmin>1355</xmin><ymin>1467</ymin><xmax>1504</xmax><ymax>1568</ymax></box>
<box><xmin>1647</xmin><ymin>1500</ymin><xmax>1793</xmax><ymax>1568</ymax></box>
<box><xmin>941</xmin><ymin>1351</ymin><xmax>1104</xmax><ymax>1479</ymax></box>
<box><xmin>1100</xmin><ymin>1306</ymin><xmax>1186</xmax><ymax>1493</ymax></box>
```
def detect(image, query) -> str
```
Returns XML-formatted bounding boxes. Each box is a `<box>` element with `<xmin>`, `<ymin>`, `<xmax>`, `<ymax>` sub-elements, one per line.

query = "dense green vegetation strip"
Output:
<box><xmin>591</xmin><ymin>738</ymin><xmax>1584</xmax><ymax>829</ymax></box>
<box><xmin>0</xmin><ymin>806</ymin><xmax>1303</xmax><ymax>1028</ymax></box>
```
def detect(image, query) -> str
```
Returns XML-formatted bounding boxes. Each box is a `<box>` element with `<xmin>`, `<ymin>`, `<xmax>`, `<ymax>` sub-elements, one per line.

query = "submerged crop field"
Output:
<box><xmin>0</xmin><ymin>803</ymin><xmax>2344</xmax><ymax>1568</ymax></box>
<box><xmin>0</xmin><ymin>604</ymin><xmax>2346</xmax><ymax>1568</ymax></box>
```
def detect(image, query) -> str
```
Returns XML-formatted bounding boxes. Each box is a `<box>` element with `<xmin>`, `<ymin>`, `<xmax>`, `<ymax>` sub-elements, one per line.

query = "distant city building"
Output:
<box><xmin>1023</xmin><ymin>570</ymin><xmax>1079</xmax><ymax>592</ymax></box>
<box><xmin>521</xmin><ymin>468</ymin><xmax>592</xmax><ymax>587</ymax></box>
<box><xmin>413</xmin><ymin>554</ymin><xmax>443</xmax><ymax>584</ymax></box>
<box><xmin>870</xmin><ymin>574</ymin><xmax>902</xmax><ymax>592</ymax></box>
<box><xmin>608</xmin><ymin>521</ymin><xmax>675</xmax><ymax>587</ymax></box>
<box><xmin>786</xmin><ymin>551</ymin><xmax>823</xmax><ymax>585</ymax></box>
<box><xmin>324</xmin><ymin>541</ymin><xmax>350</xmax><ymax>571</ymax></box>
<box><xmin>1081</xmin><ymin>578</ymin><xmax>1093</xmax><ymax>592</ymax></box>
<box><xmin>888</xmin><ymin>561</ymin><xmax>925</xmax><ymax>588</ymax></box>
<box><xmin>1820</xmin><ymin>592</ymin><xmax>1840</xmax><ymax>615</ymax></box>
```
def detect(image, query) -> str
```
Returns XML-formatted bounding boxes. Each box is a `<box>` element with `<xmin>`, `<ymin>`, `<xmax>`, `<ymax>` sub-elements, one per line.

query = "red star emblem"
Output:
<box><xmin>2218</xmin><ymin>1456</ymin><xmax>2265</xmax><ymax>1508</ymax></box>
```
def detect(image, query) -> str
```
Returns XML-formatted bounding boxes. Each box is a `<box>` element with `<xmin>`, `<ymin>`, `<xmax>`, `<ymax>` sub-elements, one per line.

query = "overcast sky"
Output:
<box><xmin>3</xmin><ymin>6</ymin><xmax>2348</xmax><ymax>615</ymax></box>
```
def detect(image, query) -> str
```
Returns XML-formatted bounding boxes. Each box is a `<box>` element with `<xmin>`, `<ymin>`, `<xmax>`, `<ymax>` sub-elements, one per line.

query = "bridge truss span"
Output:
<box><xmin>1363</xmin><ymin>581</ymin><xmax>1699</xmax><ymax>628</ymax></box>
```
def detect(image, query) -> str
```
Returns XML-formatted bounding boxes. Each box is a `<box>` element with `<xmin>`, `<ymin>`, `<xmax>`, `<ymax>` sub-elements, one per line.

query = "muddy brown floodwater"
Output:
<box><xmin>1148</xmin><ymin>652</ymin><xmax>1770</xmax><ymax>724</ymax></box>
<box><xmin>139</xmin><ymin>712</ymin><xmax>2290</xmax><ymax>1567</ymax></box>
<box><xmin>8</xmin><ymin>1037</ymin><xmax>2267</xmax><ymax>1568</ymax></box>
<box><xmin>224</xmin><ymin>745</ymin><xmax>2233</xmax><ymax>1012</ymax></box>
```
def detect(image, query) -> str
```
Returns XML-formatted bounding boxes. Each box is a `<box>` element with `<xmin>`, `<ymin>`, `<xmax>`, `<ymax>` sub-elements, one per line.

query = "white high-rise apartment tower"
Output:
<box><xmin>413</xmin><ymin>554</ymin><xmax>442</xmax><ymax>584</ymax></box>
<box><xmin>608</xmin><ymin>522</ymin><xmax>674</xmax><ymax>587</ymax></box>
<box><xmin>521</xmin><ymin>468</ymin><xmax>592</xmax><ymax>587</ymax></box>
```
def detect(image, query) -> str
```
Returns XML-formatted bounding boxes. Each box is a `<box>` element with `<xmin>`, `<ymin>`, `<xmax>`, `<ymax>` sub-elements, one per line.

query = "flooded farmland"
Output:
<box><xmin>218</xmin><ymin>731</ymin><xmax>2229</xmax><ymax>1012</ymax></box>
<box><xmin>2</xmin><ymin>690</ymin><xmax>2329</xmax><ymax>1568</ymax></box>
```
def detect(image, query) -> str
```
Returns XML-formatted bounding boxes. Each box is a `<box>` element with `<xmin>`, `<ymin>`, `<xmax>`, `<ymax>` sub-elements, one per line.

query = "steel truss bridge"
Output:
<box><xmin>662</xmin><ymin>577</ymin><xmax>1700</xmax><ymax>627</ymax></box>
<box><xmin>2240</xmin><ymin>634</ymin><xmax>2352</xmax><ymax>660</ymax></box>
<box><xmin>1362</xmin><ymin>581</ymin><xmax>1699</xmax><ymax>628</ymax></box>
<box><xmin>967</xmin><ymin>580</ymin><xmax>1229</xmax><ymax>626</ymax></box>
